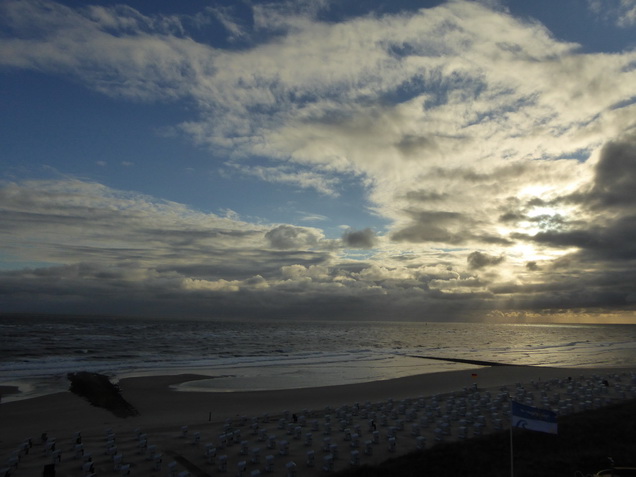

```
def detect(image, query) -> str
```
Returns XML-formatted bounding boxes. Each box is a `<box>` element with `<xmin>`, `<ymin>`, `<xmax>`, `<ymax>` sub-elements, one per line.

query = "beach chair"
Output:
<box><xmin>322</xmin><ymin>437</ymin><xmax>331</xmax><ymax>452</ymax></box>
<box><xmin>350</xmin><ymin>433</ymin><xmax>359</xmax><ymax>448</ymax></box>
<box><xmin>257</xmin><ymin>428</ymin><xmax>268</xmax><ymax>442</ymax></box>
<box><xmin>217</xmin><ymin>455</ymin><xmax>228</xmax><ymax>472</ymax></box>
<box><xmin>250</xmin><ymin>470</ymin><xmax>261</xmax><ymax>477</ymax></box>
<box><xmin>278</xmin><ymin>440</ymin><xmax>289</xmax><ymax>456</ymax></box>
<box><xmin>152</xmin><ymin>452</ymin><xmax>163</xmax><ymax>471</ymax></box>
<box><xmin>137</xmin><ymin>438</ymin><xmax>147</xmax><ymax>454</ymax></box>
<box><xmin>363</xmin><ymin>440</ymin><xmax>373</xmax><ymax>455</ymax></box>
<box><xmin>264</xmin><ymin>455</ymin><xmax>274</xmax><ymax>473</ymax></box>
<box><xmin>387</xmin><ymin>437</ymin><xmax>396</xmax><ymax>453</ymax></box>
<box><xmin>285</xmin><ymin>461</ymin><xmax>297</xmax><ymax>477</ymax></box>
<box><xmin>266</xmin><ymin>435</ymin><xmax>276</xmax><ymax>450</ymax></box>
<box><xmin>350</xmin><ymin>450</ymin><xmax>360</xmax><ymax>466</ymax></box>
<box><xmin>73</xmin><ymin>443</ymin><xmax>84</xmax><ymax>459</ymax></box>
<box><xmin>419</xmin><ymin>416</ymin><xmax>429</xmax><ymax>429</ymax></box>
<box><xmin>250</xmin><ymin>422</ymin><xmax>259</xmax><ymax>435</ymax></box>
<box><xmin>180</xmin><ymin>426</ymin><xmax>188</xmax><ymax>438</ymax></box>
<box><xmin>304</xmin><ymin>432</ymin><xmax>312</xmax><ymax>447</ymax></box>
<box><xmin>329</xmin><ymin>443</ymin><xmax>338</xmax><ymax>459</ymax></box>
<box><xmin>146</xmin><ymin>445</ymin><xmax>157</xmax><ymax>460</ymax></box>
<box><xmin>192</xmin><ymin>432</ymin><xmax>201</xmax><ymax>445</ymax></box>
<box><xmin>82</xmin><ymin>461</ymin><xmax>95</xmax><ymax>474</ymax></box>
<box><xmin>177</xmin><ymin>472</ymin><xmax>190</xmax><ymax>477</ymax></box>
<box><xmin>50</xmin><ymin>449</ymin><xmax>62</xmax><ymax>464</ymax></box>
<box><xmin>167</xmin><ymin>460</ymin><xmax>178</xmax><ymax>476</ymax></box>
<box><xmin>113</xmin><ymin>453</ymin><xmax>123</xmax><ymax>471</ymax></box>
<box><xmin>44</xmin><ymin>440</ymin><xmax>56</xmax><ymax>456</ymax></box>
<box><xmin>120</xmin><ymin>464</ymin><xmax>131</xmax><ymax>475</ymax></box>
<box><xmin>306</xmin><ymin>450</ymin><xmax>315</xmax><ymax>467</ymax></box>
<box><xmin>416</xmin><ymin>436</ymin><xmax>426</xmax><ymax>450</ymax></box>
<box><xmin>249</xmin><ymin>447</ymin><xmax>260</xmax><ymax>464</ymax></box>
<box><xmin>237</xmin><ymin>460</ymin><xmax>247</xmax><ymax>477</ymax></box>
<box><xmin>240</xmin><ymin>440</ymin><xmax>249</xmax><ymax>455</ymax></box>
<box><xmin>322</xmin><ymin>454</ymin><xmax>334</xmax><ymax>472</ymax></box>
<box><xmin>21</xmin><ymin>438</ymin><xmax>33</xmax><ymax>454</ymax></box>
<box><xmin>205</xmin><ymin>444</ymin><xmax>217</xmax><ymax>464</ymax></box>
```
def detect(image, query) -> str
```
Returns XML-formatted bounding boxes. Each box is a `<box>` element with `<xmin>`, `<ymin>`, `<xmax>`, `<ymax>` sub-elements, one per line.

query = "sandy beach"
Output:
<box><xmin>2</xmin><ymin>365</ymin><xmax>635</xmax><ymax>476</ymax></box>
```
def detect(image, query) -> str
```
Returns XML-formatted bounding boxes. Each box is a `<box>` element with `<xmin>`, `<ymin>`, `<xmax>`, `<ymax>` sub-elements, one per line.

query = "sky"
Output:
<box><xmin>1</xmin><ymin>0</ymin><xmax>636</xmax><ymax>323</ymax></box>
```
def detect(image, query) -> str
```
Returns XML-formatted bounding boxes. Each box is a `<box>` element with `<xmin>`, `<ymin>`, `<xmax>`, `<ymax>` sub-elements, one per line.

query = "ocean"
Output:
<box><xmin>2</xmin><ymin>315</ymin><xmax>636</xmax><ymax>402</ymax></box>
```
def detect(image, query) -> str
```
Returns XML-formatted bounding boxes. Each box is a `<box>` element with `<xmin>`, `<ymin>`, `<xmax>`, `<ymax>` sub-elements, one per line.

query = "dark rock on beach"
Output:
<box><xmin>67</xmin><ymin>371</ymin><xmax>139</xmax><ymax>418</ymax></box>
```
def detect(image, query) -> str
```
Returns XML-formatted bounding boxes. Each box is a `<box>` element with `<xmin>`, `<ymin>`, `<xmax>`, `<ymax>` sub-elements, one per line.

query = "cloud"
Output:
<box><xmin>342</xmin><ymin>228</ymin><xmax>377</xmax><ymax>249</ymax></box>
<box><xmin>588</xmin><ymin>0</ymin><xmax>636</xmax><ymax>27</ymax></box>
<box><xmin>514</xmin><ymin>133</ymin><xmax>636</xmax><ymax>261</ymax></box>
<box><xmin>467</xmin><ymin>251</ymin><xmax>505</xmax><ymax>270</ymax></box>
<box><xmin>226</xmin><ymin>163</ymin><xmax>341</xmax><ymax>196</ymax></box>
<box><xmin>1</xmin><ymin>176</ymin><xmax>635</xmax><ymax>320</ymax></box>
<box><xmin>588</xmin><ymin>133</ymin><xmax>636</xmax><ymax>209</ymax></box>
<box><xmin>265</xmin><ymin>224</ymin><xmax>323</xmax><ymax>250</ymax></box>
<box><xmin>2</xmin><ymin>1</ymin><xmax>636</xmax><ymax>320</ymax></box>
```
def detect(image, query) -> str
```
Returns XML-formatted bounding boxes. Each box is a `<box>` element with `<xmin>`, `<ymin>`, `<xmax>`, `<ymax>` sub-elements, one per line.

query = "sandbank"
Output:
<box><xmin>1</xmin><ymin>365</ymin><xmax>635</xmax><ymax>476</ymax></box>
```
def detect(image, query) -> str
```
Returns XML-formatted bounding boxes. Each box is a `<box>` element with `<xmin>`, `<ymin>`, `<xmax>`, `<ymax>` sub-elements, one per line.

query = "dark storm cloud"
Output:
<box><xmin>588</xmin><ymin>133</ymin><xmax>636</xmax><ymax>209</ymax></box>
<box><xmin>526</xmin><ymin>261</ymin><xmax>540</xmax><ymax>271</ymax></box>
<box><xmin>342</xmin><ymin>228</ymin><xmax>377</xmax><ymax>249</ymax></box>
<box><xmin>467</xmin><ymin>251</ymin><xmax>505</xmax><ymax>270</ymax></box>
<box><xmin>488</xmin><ymin>265</ymin><xmax>636</xmax><ymax>312</ymax></box>
<box><xmin>526</xmin><ymin>216</ymin><xmax>636</xmax><ymax>260</ymax></box>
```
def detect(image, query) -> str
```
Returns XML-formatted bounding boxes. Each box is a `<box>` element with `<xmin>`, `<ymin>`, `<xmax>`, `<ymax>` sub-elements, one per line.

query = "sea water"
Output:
<box><xmin>1</xmin><ymin>315</ymin><xmax>636</xmax><ymax>401</ymax></box>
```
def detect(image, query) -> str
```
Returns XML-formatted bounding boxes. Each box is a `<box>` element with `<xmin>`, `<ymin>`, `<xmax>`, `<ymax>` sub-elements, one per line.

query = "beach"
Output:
<box><xmin>2</xmin><ymin>365</ymin><xmax>635</xmax><ymax>476</ymax></box>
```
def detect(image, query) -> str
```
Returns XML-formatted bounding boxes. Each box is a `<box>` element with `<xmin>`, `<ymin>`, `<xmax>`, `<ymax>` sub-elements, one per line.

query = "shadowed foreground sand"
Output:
<box><xmin>2</xmin><ymin>365</ymin><xmax>635</xmax><ymax>476</ymax></box>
